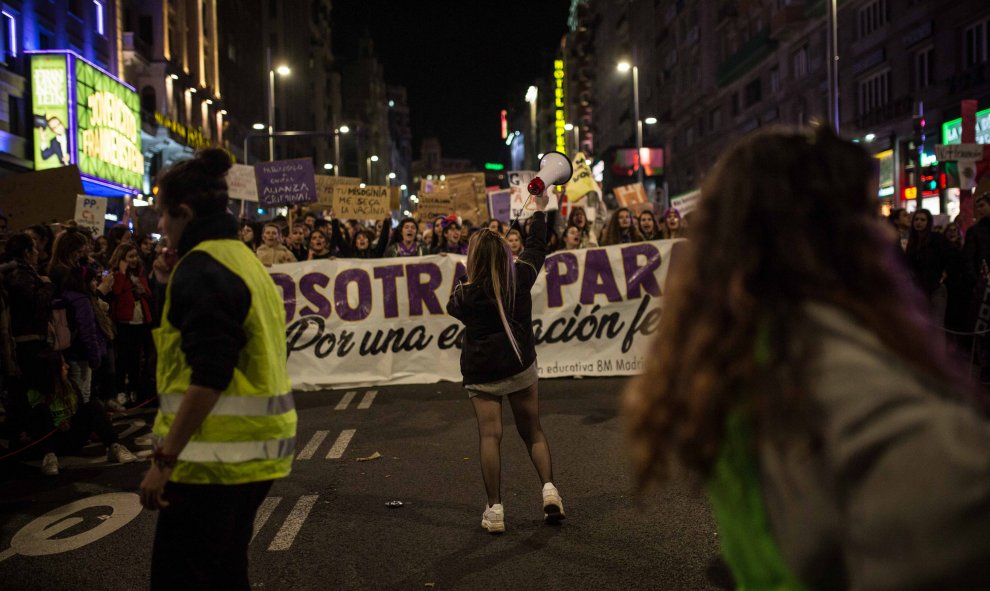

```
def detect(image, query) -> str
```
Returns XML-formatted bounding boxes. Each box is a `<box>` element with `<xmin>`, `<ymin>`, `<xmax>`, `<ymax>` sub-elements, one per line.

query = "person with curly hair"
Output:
<box><xmin>599</xmin><ymin>207</ymin><xmax>643</xmax><ymax>246</ymax></box>
<box><xmin>624</xmin><ymin>124</ymin><xmax>990</xmax><ymax>590</ymax></box>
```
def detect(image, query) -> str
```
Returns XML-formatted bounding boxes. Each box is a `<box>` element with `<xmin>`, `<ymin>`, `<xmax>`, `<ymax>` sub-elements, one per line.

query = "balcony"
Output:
<box><xmin>770</xmin><ymin>4</ymin><xmax>807</xmax><ymax>41</ymax></box>
<box><xmin>716</xmin><ymin>30</ymin><xmax>777</xmax><ymax>88</ymax></box>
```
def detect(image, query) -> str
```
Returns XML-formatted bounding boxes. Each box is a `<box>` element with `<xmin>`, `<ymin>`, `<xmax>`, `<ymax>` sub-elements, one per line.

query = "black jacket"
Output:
<box><xmin>170</xmin><ymin>212</ymin><xmax>251</xmax><ymax>391</ymax></box>
<box><xmin>447</xmin><ymin>212</ymin><xmax>547</xmax><ymax>385</ymax></box>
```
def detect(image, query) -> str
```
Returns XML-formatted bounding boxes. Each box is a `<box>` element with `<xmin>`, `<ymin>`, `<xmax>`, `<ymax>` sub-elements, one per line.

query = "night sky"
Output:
<box><xmin>332</xmin><ymin>0</ymin><xmax>572</xmax><ymax>165</ymax></box>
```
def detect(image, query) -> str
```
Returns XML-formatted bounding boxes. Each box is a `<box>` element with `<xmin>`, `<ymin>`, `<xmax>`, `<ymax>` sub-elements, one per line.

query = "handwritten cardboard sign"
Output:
<box><xmin>613</xmin><ymin>182</ymin><xmax>653</xmax><ymax>214</ymax></box>
<box><xmin>487</xmin><ymin>189</ymin><xmax>511</xmax><ymax>224</ymax></box>
<box><xmin>226</xmin><ymin>163</ymin><xmax>259</xmax><ymax>202</ymax></box>
<box><xmin>255</xmin><ymin>158</ymin><xmax>317</xmax><ymax>206</ymax></box>
<box><xmin>417</xmin><ymin>189</ymin><xmax>455</xmax><ymax>218</ymax></box>
<box><xmin>331</xmin><ymin>184</ymin><xmax>391</xmax><ymax>219</ymax></box>
<box><xmin>315</xmin><ymin>175</ymin><xmax>361</xmax><ymax>206</ymax></box>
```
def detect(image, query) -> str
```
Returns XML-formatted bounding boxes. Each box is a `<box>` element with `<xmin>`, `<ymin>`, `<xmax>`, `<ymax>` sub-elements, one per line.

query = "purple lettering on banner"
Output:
<box><xmin>334</xmin><ymin>269</ymin><xmax>372</xmax><ymax>321</ymax></box>
<box><xmin>580</xmin><ymin>249</ymin><xmax>623</xmax><ymax>305</ymax></box>
<box><xmin>406</xmin><ymin>263</ymin><xmax>443</xmax><ymax>316</ymax></box>
<box><xmin>373</xmin><ymin>265</ymin><xmax>405</xmax><ymax>319</ymax></box>
<box><xmin>621</xmin><ymin>243</ymin><xmax>662</xmax><ymax>299</ymax></box>
<box><xmin>544</xmin><ymin>252</ymin><xmax>579</xmax><ymax>308</ymax></box>
<box><xmin>449</xmin><ymin>261</ymin><xmax>467</xmax><ymax>295</ymax></box>
<box><xmin>300</xmin><ymin>273</ymin><xmax>332</xmax><ymax>319</ymax></box>
<box><xmin>270</xmin><ymin>273</ymin><xmax>297</xmax><ymax>321</ymax></box>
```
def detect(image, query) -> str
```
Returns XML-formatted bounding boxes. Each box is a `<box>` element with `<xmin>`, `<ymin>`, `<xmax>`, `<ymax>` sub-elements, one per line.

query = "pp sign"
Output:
<box><xmin>75</xmin><ymin>195</ymin><xmax>107</xmax><ymax>235</ymax></box>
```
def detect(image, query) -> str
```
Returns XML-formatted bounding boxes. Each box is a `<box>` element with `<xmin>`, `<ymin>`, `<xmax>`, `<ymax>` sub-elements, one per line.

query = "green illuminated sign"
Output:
<box><xmin>484</xmin><ymin>162</ymin><xmax>505</xmax><ymax>171</ymax></box>
<box><xmin>942</xmin><ymin>108</ymin><xmax>990</xmax><ymax>145</ymax></box>
<box><xmin>31</xmin><ymin>54</ymin><xmax>70</xmax><ymax>172</ymax></box>
<box><xmin>29</xmin><ymin>52</ymin><xmax>143</xmax><ymax>192</ymax></box>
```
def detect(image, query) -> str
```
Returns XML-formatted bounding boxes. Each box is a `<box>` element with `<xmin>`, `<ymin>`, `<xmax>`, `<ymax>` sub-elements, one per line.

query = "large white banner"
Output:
<box><xmin>269</xmin><ymin>240</ymin><xmax>680</xmax><ymax>390</ymax></box>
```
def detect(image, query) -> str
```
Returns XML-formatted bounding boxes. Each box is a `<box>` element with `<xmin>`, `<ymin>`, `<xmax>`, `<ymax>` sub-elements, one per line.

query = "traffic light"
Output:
<box><xmin>920</xmin><ymin>165</ymin><xmax>939</xmax><ymax>195</ymax></box>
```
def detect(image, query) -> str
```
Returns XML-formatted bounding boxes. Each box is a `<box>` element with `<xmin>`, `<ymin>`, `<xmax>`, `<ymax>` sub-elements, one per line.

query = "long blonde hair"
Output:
<box><xmin>466</xmin><ymin>229</ymin><xmax>522</xmax><ymax>363</ymax></box>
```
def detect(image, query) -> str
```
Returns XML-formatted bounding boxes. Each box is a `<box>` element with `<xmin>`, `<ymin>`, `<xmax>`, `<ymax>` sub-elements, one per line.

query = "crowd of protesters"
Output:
<box><xmin>0</xmin><ymin>219</ymin><xmax>164</xmax><ymax>476</ymax></box>
<box><xmin>235</xmin><ymin>203</ymin><xmax>691</xmax><ymax>267</ymax></box>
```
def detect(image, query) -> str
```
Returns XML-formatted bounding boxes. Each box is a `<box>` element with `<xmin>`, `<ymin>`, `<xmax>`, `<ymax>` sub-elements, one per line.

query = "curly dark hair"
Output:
<box><xmin>623</xmin><ymin>123</ymin><xmax>966</xmax><ymax>488</ymax></box>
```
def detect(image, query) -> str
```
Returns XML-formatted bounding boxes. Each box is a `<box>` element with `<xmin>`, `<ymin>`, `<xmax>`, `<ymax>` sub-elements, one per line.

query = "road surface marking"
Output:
<box><xmin>357</xmin><ymin>390</ymin><xmax>378</xmax><ymax>410</ymax></box>
<box><xmin>268</xmin><ymin>495</ymin><xmax>318</xmax><ymax>551</ymax></box>
<box><xmin>335</xmin><ymin>391</ymin><xmax>357</xmax><ymax>410</ymax></box>
<box><xmin>252</xmin><ymin>496</ymin><xmax>281</xmax><ymax>541</ymax></box>
<box><xmin>295</xmin><ymin>430</ymin><xmax>329</xmax><ymax>460</ymax></box>
<box><xmin>326</xmin><ymin>429</ymin><xmax>355</xmax><ymax>459</ymax></box>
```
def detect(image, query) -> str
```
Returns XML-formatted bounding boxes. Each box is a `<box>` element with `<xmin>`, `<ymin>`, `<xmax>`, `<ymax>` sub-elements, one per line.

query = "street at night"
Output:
<box><xmin>0</xmin><ymin>378</ymin><xmax>729</xmax><ymax>591</ymax></box>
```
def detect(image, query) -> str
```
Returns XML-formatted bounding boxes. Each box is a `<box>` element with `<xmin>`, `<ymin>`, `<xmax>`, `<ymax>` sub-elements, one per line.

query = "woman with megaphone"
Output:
<box><xmin>446</xmin><ymin>186</ymin><xmax>565</xmax><ymax>534</ymax></box>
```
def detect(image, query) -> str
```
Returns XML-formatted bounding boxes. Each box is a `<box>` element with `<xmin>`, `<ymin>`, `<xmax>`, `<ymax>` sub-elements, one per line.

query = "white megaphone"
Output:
<box><xmin>527</xmin><ymin>151</ymin><xmax>574</xmax><ymax>195</ymax></box>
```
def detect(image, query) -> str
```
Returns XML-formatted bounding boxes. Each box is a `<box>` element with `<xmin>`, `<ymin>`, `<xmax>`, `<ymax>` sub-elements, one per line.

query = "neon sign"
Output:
<box><xmin>553</xmin><ymin>59</ymin><xmax>566</xmax><ymax>154</ymax></box>
<box><xmin>28</xmin><ymin>51</ymin><xmax>143</xmax><ymax>193</ymax></box>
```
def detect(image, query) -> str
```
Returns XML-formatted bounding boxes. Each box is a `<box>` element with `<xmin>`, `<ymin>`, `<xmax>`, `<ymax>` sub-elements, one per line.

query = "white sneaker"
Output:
<box><xmin>542</xmin><ymin>483</ymin><xmax>565</xmax><ymax>523</ymax></box>
<box><xmin>481</xmin><ymin>503</ymin><xmax>505</xmax><ymax>533</ymax></box>
<box><xmin>41</xmin><ymin>452</ymin><xmax>59</xmax><ymax>476</ymax></box>
<box><xmin>107</xmin><ymin>443</ymin><xmax>138</xmax><ymax>464</ymax></box>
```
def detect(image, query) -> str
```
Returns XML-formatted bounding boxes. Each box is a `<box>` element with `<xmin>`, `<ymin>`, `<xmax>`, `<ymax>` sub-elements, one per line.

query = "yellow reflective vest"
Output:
<box><xmin>152</xmin><ymin>239</ymin><xmax>296</xmax><ymax>484</ymax></box>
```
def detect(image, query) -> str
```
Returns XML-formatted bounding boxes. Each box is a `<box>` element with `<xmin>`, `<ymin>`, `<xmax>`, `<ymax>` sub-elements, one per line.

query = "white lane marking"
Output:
<box><xmin>267</xmin><ymin>495</ymin><xmax>318</xmax><ymax>551</ymax></box>
<box><xmin>335</xmin><ymin>391</ymin><xmax>357</xmax><ymax>411</ymax></box>
<box><xmin>357</xmin><ymin>390</ymin><xmax>378</xmax><ymax>410</ymax></box>
<box><xmin>295</xmin><ymin>430</ymin><xmax>329</xmax><ymax>460</ymax></box>
<box><xmin>252</xmin><ymin>496</ymin><xmax>281</xmax><ymax>542</ymax></box>
<box><xmin>325</xmin><ymin>429</ymin><xmax>356</xmax><ymax>459</ymax></box>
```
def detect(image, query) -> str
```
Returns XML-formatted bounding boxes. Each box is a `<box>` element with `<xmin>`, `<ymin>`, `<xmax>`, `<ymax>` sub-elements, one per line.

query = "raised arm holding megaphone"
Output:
<box><xmin>511</xmin><ymin>151</ymin><xmax>574</xmax><ymax>231</ymax></box>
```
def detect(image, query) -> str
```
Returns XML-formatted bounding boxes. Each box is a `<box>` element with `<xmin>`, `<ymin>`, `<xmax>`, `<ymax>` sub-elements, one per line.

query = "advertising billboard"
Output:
<box><xmin>28</xmin><ymin>51</ymin><xmax>143</xmax><ymax>193</ymax></box>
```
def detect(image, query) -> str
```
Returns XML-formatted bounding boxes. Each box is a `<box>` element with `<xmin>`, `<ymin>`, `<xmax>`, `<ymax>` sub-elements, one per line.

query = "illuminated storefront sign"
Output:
<box><xmin>874</xmin><ymin>149</ymin><xmax>894</xmax><ymax>197</ymax></box>
<box><xmin>28</xmin><ymin>51</ymin><xmax>143</xmax><ymax>193</ymax></box>
<box><xmin>553</xmin><ymin>59</ymin><xmax>566</xmax><ymax>154</ymax></box>
<box><xmin>942</xmin><ymin>108</ymin><xmax>990</xmax><ymax>145</ymax></box>
<box><xmin>154</xmin><ymin>111</ymin><xmax>212</xmax><ymax>150</ymax></box>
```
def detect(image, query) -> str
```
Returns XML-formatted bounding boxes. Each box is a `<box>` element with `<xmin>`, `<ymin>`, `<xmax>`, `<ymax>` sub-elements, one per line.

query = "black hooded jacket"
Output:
<box><xmin>446</xmin><ymin>213</ymin><xmax>547</xmax><ymax>385</ymax></box>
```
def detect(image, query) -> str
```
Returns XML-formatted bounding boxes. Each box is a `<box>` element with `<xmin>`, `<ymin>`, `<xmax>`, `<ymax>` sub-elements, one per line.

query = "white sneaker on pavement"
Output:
<box><xmin>481</xmin><ymin>503</ymin><xmax>505</xmax><ymax>533</ymax></box>
<box><xmin>542</xmin><ymin>483</ymin><xmax>565</xmax><ymax>523</ymax></box>
<box><xmin>41</xmin><ymin>452</ymin><xmax>59</xmax><ymax>476</ymax></box>
<box><xmin>107</xmin><ymin>443</ymin><xmax>138</xmax><ymax>464</ymax></box>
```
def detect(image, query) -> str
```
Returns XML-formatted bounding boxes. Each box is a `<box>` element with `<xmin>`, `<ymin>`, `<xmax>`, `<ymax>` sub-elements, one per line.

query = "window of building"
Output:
<box><xmin>913</xmin><ymin>45</ymin><xmax>933</xmax><ymax>89</ymax></box>
<box><xmin>769</xmin><ymin>65</ymin><xmax>780</xmax><ymax>93</ymax></box>
<box><xmin>686</xmin><ymin>126</ymin><xmax>695</xmax><ymax>147</ymax></box>
<box><xmin>68</xmin><ymin>0</ymin><xmax>85</xmax><ymax>19</ymax></box>
<box><xmin>792</xmin><ymin>45</ymin><xmax>808</xmax><ymax>79</ymax></box>
<box><xmin>731</xmin><ymin>92</ymin><xmax>740</xmax><ymax>116</ymax></box>
<box><xmin>1</xmin><ymin>10</ymin><xmax>16</xmax><ymax>64</ymax></box>
<box><xmin>94</xmin><ymin>1</ymin><xmax>104</xmax><ymax>36</ymax></box>
<box><xmin>964</xmin><ymin>19</ymin><xmax>988</xmax><ymax>67</ymax></box>
<box><xmin>857</xmin><ymin>0</ymin><xmax>887</xmax><ymax>39</ymax></box>
<box><xmin>858</xmin><ymin>69</ymin><xmax>890</xmax><ymax>115</ymax></box>
<box><xmin>38</xmin><ymin>26</ymin><xmax>55</xmax><ymax>50</ymax></box>
<box><xmin>710</xmin><ymin>107</ymin><xmax>722</xmax><ymax>131</ymax></box>
<box><xmin>745</xmin><ymin>78</ymin><xmax>762</xmax><ymax>107</ymax></box>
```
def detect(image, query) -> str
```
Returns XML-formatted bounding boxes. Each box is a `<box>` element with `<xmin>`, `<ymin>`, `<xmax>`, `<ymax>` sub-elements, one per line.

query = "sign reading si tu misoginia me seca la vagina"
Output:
<box><xmin>269</xmin><ymin>240</ymin><xmax>681</xmax><ymax>389</ymax></box>
<box><xmin>29</xmin><ymin>51</ymin><xmax>144</xmax><ymax>192</ymax></box>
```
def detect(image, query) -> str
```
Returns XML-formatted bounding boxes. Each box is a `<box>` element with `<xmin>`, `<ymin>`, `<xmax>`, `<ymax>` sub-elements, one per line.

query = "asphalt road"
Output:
<box><xmin>0</xmin><ymin>377</ymin><xmax>732</xmax><ymax>590</ymax></box>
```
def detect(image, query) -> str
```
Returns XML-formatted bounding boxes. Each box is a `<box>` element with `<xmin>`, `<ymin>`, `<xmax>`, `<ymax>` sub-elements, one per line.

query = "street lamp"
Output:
<box><xmin>333</xmin><ymin>125</ymin><xmax>350</xmax><ymax>177</ymax></box>
<box><xmin>526</xmin><ymin>85</ymin><xmax>538</xmax><ymax>169</ymax></box>
<box><xmin>617</xmin><ymin>60</ymin><xmax>643</xmax><ymax>187</ymax></box>
<box><xmin>366</xmin><ymin>154</ymin><xmax>379</xmax><ymax>184</ymax></box>
<box><xmin>266</xmin><ymin>47</ymin><xmax>291</xmax><ymax>161</ymax></box>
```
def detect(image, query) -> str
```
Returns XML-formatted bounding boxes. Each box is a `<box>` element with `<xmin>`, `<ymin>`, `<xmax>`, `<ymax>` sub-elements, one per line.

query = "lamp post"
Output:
<box><xmin>617</xmin><ymin>61</ymin><xmax>644</xmax><ymax>187</ymax></box>
<box><xmin>366</xmin><ymin>154</ymin><xmax>379</xmax><ymax>184</ymax></box>
<box><xmin>266</xmin><ymin>47</ymin><xmax>291</xmax><ymax>161</ymax></box>
<box><xmin>333</xmin><ymin>125</ymin><xmax>349</xmax><ymax>177</ymax></box>
<box><xmin>526</xmin><ymin>85</ymin><xmax>538</xmax><ymax>169</ymax></box>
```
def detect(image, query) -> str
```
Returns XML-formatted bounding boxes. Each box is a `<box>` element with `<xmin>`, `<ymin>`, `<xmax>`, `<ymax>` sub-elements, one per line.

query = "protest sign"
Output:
<box><xmin>314</xmin><ymin>175</ymin><xmax>361</xmax><ymax>206</ymax></box>
<box><xmin>417</xmin><ymin>189</ymin><xmax>454</xmax><ymax>218</ymax></box>
<box><xmin>487</xmin><ymin>189</ymin><xmax>512</xmax><ymax>224</ymax></box>
<box><xmin>613</xmin><ymin>183</ymin><xmax>653</xmax><ymax>215</ymax></box>
<box><xmin>669</xmin><ymin>189</ymin><xmax>700</xmax><ymax>216</ymax></box>
<box><xmin>74</xmin><ymin>195</ymin><xmax>107</xmax><ymax>235</ymax></box>
<box><xmin>331</xmin><ymin>184</ymin><xmax>391</xmax><ymax>219</ymax></box>
<box><xmin>226</xmin><ymin>164</ymin><xmax>259</xmax><ymax>202</ymax></box>
<box><xmin>445</xmin><ymin>172</ymin><xmax>487</xmax><ymax>222</ymax></box>
<box><xmin>508</xmin><ymin>170</ymin><xmax>536</xmax><ymax>220</ymax></box>
<box><xmin>255</xmin><ymin>158</ymin><xmax>317</xmax><ymax>206</ymax></box>
<box><xmin>270</xmin><ymin>239</ymin><xmax>679</xmax><ymax>389</ymax></box>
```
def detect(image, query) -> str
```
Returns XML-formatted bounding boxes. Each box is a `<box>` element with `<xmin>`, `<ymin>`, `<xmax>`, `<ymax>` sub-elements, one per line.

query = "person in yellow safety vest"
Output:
<box><xmin>623</xmin><ymin>124</ymin><xmax>990</xmax><ymax>590</ymax></box>
<box><xmin>139</xmin><ymin>148</ymin><xmax>296</xmax><ymax>591</ymax></box>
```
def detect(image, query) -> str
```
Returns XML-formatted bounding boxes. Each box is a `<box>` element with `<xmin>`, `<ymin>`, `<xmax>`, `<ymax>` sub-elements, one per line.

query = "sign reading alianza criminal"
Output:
<box><xmin>29</xmin><ymin>51</ymin><xmax>144</xmax><ymax>193</ymax></box>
